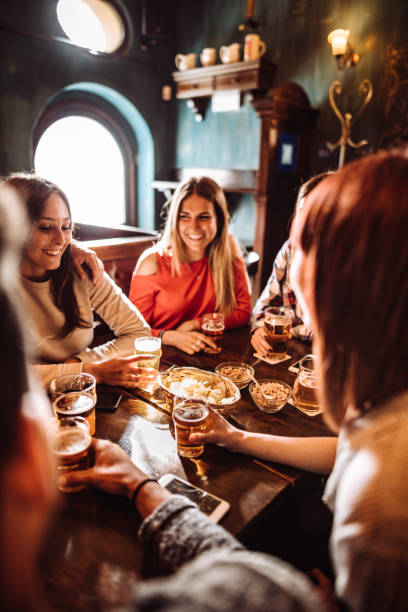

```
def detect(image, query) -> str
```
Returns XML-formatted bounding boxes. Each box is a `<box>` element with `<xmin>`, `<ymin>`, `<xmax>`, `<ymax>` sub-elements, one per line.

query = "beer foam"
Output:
<box><xmin>53</xmin><ymin>429</ymin><xmax>89</xmax><ymax>456</ymax></box>
<box><xmin>135</xmin><ymin>338</ymin><xmax>161</xmax><ymax>352</ymax></box>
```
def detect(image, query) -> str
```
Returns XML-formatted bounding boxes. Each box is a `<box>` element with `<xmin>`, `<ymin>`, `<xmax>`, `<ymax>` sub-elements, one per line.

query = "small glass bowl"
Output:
<box><xmin>215</xmin><ymin>361</ymin><xmax>255</xmax><ymax>390</ymax></box>
<box><xmin>249</xmin><ymin>379</ymin><xmax>292</xmax><ymax>413</ymax></box>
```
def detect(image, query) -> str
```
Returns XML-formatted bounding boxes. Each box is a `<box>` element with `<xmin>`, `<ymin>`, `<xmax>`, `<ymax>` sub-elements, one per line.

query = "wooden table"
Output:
<box><xmin>41</xmin><ymin>328</ymin><xmax>334</xmax><ymax>610</ymax></box>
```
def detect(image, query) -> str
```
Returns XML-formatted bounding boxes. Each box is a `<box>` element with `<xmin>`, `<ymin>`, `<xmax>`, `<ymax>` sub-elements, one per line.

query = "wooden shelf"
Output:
<box><xmin>172</xmin><ymin>58</ymin><xmax>276</xmax><ymax>100</ymax></box>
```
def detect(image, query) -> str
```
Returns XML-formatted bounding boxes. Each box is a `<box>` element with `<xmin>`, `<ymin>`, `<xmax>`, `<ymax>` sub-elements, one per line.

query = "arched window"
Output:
<box><xmin>32</xmin><ymin>83</ymin><xmax>155</xmax><ymax>229</ymax></box>
<box><xmin>35</xmin><ymin>115</ymin><xmax>126</xmax><ymax>225</ymax></box>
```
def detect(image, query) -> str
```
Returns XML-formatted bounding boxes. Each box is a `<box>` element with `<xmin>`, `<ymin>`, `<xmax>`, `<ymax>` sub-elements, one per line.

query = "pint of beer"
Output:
<box><xmin>264</xmin><ymin>307</ymin><xmax>292</xmax><ymax>358</ymax></box>
<box><xmin>293</xmin><ymin>354</ymin><xmax>319</xmax><ymax>414</ymax></box>
<box><xmin>134</xmin><ymin>336</ymin><xmax>162</xmax><ymax>370</ymax></box>
<box><xmin>173</xmin><ymin>399</ymin><xmax>210</xmax><ymax>458</ymax></box>
<box><xmin>201</xmin><ymin>313</ymin><xmax>225</xmax><ymax>354</ymax></box>
<box><xmin>53</xmin><ymin>391</ymin><xmax>96</xmax><ymax>436</ymax></box>
<box><xmin>49</xmin><ymin>373</ymin><xmax>97</xmax><ymax>403</ymax></box>
<box><xmin>52</xmin><ymin>416</ymin><xmax>91</xmax><ymax>492</ymax></box>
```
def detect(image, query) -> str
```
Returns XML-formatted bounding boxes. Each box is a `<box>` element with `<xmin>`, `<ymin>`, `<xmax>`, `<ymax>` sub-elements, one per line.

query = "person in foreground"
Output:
<box><xmin>192</xmin><ymin>151</ymin><xmax>408</xmax><ymax>611</ymax></box>
<box><xmin>129</xmin><ymin>176</ymin><xmax>251</xmax><ymax>354</ymax></box>
<box><xmin>6</xmin><ymin>173</ymin><xmax>154</xmax><ymax>389</ymax></box>
<box><xmin>0</xmin><ymin>184</ymin><xmax>326</xmax><ymax>611</ymax></box>
<box><xmin>251</xmin><ymin>172</ymin><xmax>330</xmax><ymax>358</ymax></box>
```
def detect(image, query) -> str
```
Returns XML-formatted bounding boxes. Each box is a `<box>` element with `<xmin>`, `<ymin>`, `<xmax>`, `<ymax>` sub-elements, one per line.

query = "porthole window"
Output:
<box><xmin>56</xmin><ymin>0</ymin><xmax>126</xmax><ymax>53</ymax></box>
<box><xmin>34</xmin><ymin>115</ymin><xmax>126</xmax><ymax>225</ymax></box>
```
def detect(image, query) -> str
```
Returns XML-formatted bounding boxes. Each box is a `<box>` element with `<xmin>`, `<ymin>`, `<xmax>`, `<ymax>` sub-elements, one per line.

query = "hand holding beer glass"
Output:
<box><xmin>292</xmin><ymin>354</ymin><xmax>320</xmax><ymax>415</ymax></box>
<box><xmin>200</xmin><ymin>313</ymin><xmax>225</xmax><ymax>354</ymax></box>
<box><xmin>173</xmin><ymin>398</ymin><xmax>210</xmax><ymax>458</ymax></box>
<box><xmin>51</xmin><ymin>416</ymin><xmax>91</xmax><ymax>492</ymax></box>
<box><xmin>264</xmin><ymin>307</ymin><xmax>292</xmax><ymax>358</ymax></box>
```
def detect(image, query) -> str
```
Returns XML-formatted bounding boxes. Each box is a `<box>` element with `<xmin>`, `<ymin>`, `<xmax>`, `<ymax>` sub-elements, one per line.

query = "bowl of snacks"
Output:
<box><xmin>215</xmin><ymin>361</ymin><xmax>254</xmax><ymax>390</ymax></box>
<box><xmin>249</xmin><ymin>379</ymin><xmax>292</xmax><ymax>414</ymax></box>
<box><xmin>160</xmin><ymin>366</ymin><xmax>240</xmax><ymax>414</ymax></box>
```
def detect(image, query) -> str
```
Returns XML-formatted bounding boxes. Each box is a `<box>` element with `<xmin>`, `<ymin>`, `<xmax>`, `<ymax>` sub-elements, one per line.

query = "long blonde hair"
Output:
<box><xmin>159</xmin><ymin>176</ymin><xmax>237</xmax><ymax>315</ymax></box>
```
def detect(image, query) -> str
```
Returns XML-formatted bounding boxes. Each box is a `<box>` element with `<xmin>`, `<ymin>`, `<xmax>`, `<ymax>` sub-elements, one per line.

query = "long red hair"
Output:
<box><xmin>291</xmin><ymin>151</ymin><xmax>408</xmax><ymax>429</ymax></box>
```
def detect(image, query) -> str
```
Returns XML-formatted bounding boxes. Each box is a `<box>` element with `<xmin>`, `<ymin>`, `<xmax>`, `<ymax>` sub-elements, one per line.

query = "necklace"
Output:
<box><xmin>189</xmin><ymin>257</ymin><xmax>206</xmax><ymax>280</ymax></box>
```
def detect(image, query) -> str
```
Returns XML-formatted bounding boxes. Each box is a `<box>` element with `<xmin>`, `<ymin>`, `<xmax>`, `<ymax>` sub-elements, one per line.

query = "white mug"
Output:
<box><xmin>244</xmin><ymin>34</ymin><xmax>266</xmax><ymax>61</ymax></box>
<box><xmin>200</xmin><ymin>47</ymin><xmax>216</xmax><ymax>67</ymax></box>
<box><xmin>219</xmin><ymin>43</ymin><xmax>241</xmax><ymax>64</ymax></box>
<box><xmin>175</xmin><ymin>53</ymin><xmax>196</xmax><ymax>71</ymax></box>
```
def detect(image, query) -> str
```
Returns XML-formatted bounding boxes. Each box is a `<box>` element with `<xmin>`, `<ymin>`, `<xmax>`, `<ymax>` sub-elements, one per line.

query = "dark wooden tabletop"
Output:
<box><xmin>40</xmin><ymin>327</ymin><xmax>335</xmax><ymax>609</ymax></box>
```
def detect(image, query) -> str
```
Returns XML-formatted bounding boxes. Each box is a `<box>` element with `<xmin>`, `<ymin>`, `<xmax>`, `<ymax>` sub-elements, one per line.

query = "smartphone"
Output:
<box><xmin>95</xmin><ymin>385</ymin><xmax>122</xmax><ymax>412</ymax></box>
<box><xmin>158</xmin><ymin>474</ymin><xmax>230</xmax><ymax>522</ymax></box>
<box><xmin>288</xmin><ymin>359</ymin><xmax>302</xmax><ymax>374</ymax></box>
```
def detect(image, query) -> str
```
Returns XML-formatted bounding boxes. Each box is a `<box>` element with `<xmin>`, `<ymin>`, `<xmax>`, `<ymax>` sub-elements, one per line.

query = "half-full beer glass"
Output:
<box><xmin>292</xmin><ymin>354</ymin><xmax>319</xmax><ymax>415</ymax></box>
<box><xmin>173</xmin><ymin>398</ymin><xmax>210</xmax><ymax>458</ymax></box>
<box><xmin>52</xmin><ymin>416</ymin><xmax>91</xmax><ymax>492</ymax></box>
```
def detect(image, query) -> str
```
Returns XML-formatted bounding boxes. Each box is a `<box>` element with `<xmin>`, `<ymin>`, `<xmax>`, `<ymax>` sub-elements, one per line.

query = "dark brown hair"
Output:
<box><xmin>291</xmin><ymin>151</ymin><xmax>408</xmax><ymax>428</ymax></box>
<box><xmin>5</xmin><ymin>173</ymin><xmax>87</xmax><ymax>337</ymax></box>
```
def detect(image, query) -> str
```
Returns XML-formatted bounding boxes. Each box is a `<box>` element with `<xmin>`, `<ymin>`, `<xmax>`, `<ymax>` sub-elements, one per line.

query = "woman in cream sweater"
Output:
<box><xmin>6</xmin><ymin>172</ymin><xmax>153</xmax><ymax>390</ymax></box>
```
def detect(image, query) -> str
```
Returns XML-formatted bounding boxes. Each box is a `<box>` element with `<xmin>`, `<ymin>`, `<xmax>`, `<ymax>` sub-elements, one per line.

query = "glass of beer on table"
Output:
<box><xmin>292</xmin><ymin>354</ymin><xmax>319</xmax><ymax>414</ymax></box>
<box><xmin>134</xmin><ymin>336</ymin><xmax>162</xmax><ymax>369</ymax></box>
<box><xmin>201</xmin><ymin>313</ymin><xmax>225</xmax><ymax>353</ymax></box>
<box><xmin>53</xmin><ymin>391</ymin><xmax>96</xmax><ymax>436</ymax></box>
<box><xmin>51</xmin><ymin>416</ymin><xmax>91</xmax><ymax>492</ymax></box>
<box><xmin>173</xmin><ymin>398</ymin><xmax>210</xmax><ymax>458</ymax></box>
<box><xmin>264</xmin><ymin>307</ymin><xmax>292</xmax><ymax>358</ymax></box>
<box><xmin>49</xmin><ymin>373</ymin><xmax>96</xmax><ymax>403</ymax></box>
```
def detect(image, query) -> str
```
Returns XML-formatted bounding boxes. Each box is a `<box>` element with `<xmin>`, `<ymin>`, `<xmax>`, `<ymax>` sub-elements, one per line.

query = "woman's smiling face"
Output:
<box><xmin>21</xmin><ymin>194</ymin><xmax>72</xmax><ymax>280</ymax></box>
<box><xmin>177</xmin><ymin>194</ymin><xmax>218</xmax><ymax>261</ymax></box>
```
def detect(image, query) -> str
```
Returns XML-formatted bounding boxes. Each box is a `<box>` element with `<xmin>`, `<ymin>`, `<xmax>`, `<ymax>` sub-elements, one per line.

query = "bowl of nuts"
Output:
<box><xmin>215</xmin><ymin>362</ymin><xmax>255</xmax><ymax>389</ymax></box>
<box><xmin>249</xmin><ymin>379</ymin><xmax>292</xmax><ymax>414</ymax></box>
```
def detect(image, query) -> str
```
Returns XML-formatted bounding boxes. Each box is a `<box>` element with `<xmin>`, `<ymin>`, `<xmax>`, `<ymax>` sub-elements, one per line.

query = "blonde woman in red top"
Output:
<box><xmin>129</xmin><ymin>176</ymin><xmax>251</xmax><ymax>354</ymax></box>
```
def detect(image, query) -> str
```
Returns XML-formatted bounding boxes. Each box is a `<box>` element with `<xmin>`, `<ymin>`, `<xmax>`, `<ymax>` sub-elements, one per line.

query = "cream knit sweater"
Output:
<box><xmin>20</xmin><ymin>271</ymin><xmax>150</xmax><ymax>388</ymax></box>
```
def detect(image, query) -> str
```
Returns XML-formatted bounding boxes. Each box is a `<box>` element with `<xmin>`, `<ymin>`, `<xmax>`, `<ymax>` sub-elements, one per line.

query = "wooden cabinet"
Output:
<box><xmin>252</xmin><ymin>83</ymin><xmax>319</xmax><ymax>296</ymax></box>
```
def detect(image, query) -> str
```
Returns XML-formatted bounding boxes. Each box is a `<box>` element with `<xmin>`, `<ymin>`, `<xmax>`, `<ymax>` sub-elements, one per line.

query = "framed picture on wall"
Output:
<box><xmin>277</xmin><ymin>132</ymin><xmax>297</xmax><ymax>173</ymax></box>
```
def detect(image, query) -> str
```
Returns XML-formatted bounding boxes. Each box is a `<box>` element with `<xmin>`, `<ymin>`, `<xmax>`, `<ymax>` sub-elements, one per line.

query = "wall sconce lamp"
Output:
<box><xmin>326</xmin><ymin>29</ymin><xmax>373</xmax><ymax>167</ymax></box>
<box><xmin>327</xmin><ymin>29</ymin><xmax>359</xmax><ymax>70</ymax></box>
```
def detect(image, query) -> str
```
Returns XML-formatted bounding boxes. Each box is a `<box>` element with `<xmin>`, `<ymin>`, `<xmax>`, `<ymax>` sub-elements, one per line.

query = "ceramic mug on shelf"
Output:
<box><xmin>244</xmin><ymin>34</ymin><xmax>267</xmax><ymax>61</ymax></box>
<box><xmin>200</xmin><ymin>47</ymin><xmax>216</xmax><ymax>66</ymax></box>
<box><xmin>219</xmin><ymin>43</ymin><xmax>241</xmax><ymax>64</ymax></box>
<box><xmin>175</xmin><ymin>53</ymin><xmax>197</xmax><ymax>71</ymax></box>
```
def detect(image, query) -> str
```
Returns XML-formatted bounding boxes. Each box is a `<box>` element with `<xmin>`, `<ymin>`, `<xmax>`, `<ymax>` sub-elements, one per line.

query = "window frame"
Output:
<box><xmin>32</xmin><ymin>95</ymin><xmax>138</xmax><ymax>226</ymax></box>
<box><xmin>56</xmin><ymin>0</ymin><xmax>133</xmax><ymax>57</ymax></box>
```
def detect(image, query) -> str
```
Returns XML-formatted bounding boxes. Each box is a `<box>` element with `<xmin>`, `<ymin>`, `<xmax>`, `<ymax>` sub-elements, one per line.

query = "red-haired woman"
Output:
<box><xmin>193</xmin><ymin>151</ymin><xmax>408</xmax><ymax>611</ymax></box>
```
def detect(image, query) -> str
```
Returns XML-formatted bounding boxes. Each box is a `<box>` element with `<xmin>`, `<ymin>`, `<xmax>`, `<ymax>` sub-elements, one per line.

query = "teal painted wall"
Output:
<box><xmin>172</xmin><ymin>0</ymin><xmax>408</xmax><ymax>245</ymax></box>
